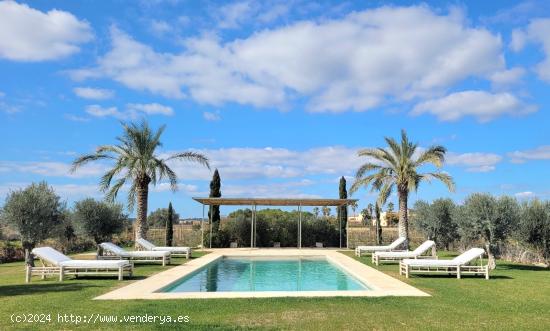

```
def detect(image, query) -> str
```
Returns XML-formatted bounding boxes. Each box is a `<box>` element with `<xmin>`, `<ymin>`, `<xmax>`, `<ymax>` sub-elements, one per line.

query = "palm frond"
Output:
<box><xmin>166</xmin><ymin>152</ymin><xmax>210</xmax><ymax>169</ymax></box>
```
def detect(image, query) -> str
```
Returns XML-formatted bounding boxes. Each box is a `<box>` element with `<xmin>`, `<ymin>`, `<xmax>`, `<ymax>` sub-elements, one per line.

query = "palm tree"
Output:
<box><xmin>350</xmin><ymin>130</ymin><xmax>454</xmax><ymax>248</ymax></box>
<box><xmin>71</xmin><ymin>121</ymin><xmax>210</xmax><ymax>241</ymax></box>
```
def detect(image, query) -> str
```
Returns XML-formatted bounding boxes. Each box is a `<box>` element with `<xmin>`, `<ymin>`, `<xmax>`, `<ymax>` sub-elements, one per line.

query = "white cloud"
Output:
<box><xmin>216</xmin><ymin>1</ymin><xmax>255</xmax><ymax>29</ymax></box>
<box><xmin>446</xmin><ymin>152</ymin><xmax>503</xmax><ymax>172</ymax></box>
<box><xmin>152</xmin><ymin>182</ymin><xmax>198</xmax><ymax>193</ymax></box>
<box><xmin>511</xmin><ymin>18</ymin><xmax>550</xmax><ymax>81</ymax></box>
<box><xmin>85</xmin><ymin>103</ymin><xmax>173</xmax><ymax>119</ymax></box>
<box><xmin>203</xmin><ymin>111</ymin><xmax>221</xmax><ymax>121</ymax></box>
<box><xmin>0</xmin><ymin>161</ymin><xmax>106</xmax><ymax>178</ymax></box>
<box><xmin>0</xmin><ymin>1</ymin><xmax>92</xmax><ymax>61</ymax></box>
<box><xmin>0</xmin><ymin>182</ymin><xmax>101</xmax><ymax>200</ymax></box>
<box><xmin>64</xmin><ymin>113</ymin><xmax>90</xmax><ymax>122</ymax></box>
<box><xmin>411</xmin><ymin>91</ymin><xmax>536</xmax><ymax>122</ymax></box>
<box><xmin>85</xmin><ymin>105</ymin><xmax>120</xmax><ymax>118</ymax></box>
<box><xmin>257</xmin><ymin>3</ymin><xmax>290</xmax><ymax>23</ymax></box>
<box><xmin>489</xmin><ymin>67</ymin><xmax>525</xmax><ymax>88</ymax></box>
<box><xmin>220</xmin><ymin>180</ymin><xmax>319</xmax><ymax>198</ymax></box>
<box><xmin>150</xmin><ymin>19</ymin><xmax>171</xmax><ymax>35</ymax></box>
<box><xmin>515</xmin><ymin>191</ymin><xmax>536</xmax><ymax>199</ymax></box>
<box><xmin>73</xmin><ymin>87</ymin><xmax>114</xmax><ymax>100</ymax></box>
<box><xmin>508</xmin><ymin>145</ymin><xmax>550</xmax><ymax>163</ymax></box>
<box><xmin>126</xmin><ymin>103</ymin><xmax>174</xmax><ymax>116</ymax></box>
<box><xmin>0</xmin><ymin>101</ymin><xmax>20</xmax><ymax>114</ymax></box>
<box><xmin>70</xmin><ymin>6</ymin><xmax>513</xmax><ymax>115</ymax></box>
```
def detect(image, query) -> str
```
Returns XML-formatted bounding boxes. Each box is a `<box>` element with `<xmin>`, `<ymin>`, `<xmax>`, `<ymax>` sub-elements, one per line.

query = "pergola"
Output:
<box><xmin>193</xmin><ymin>197</ymin><xmax>359</xmax><ymax>249</ymax></box>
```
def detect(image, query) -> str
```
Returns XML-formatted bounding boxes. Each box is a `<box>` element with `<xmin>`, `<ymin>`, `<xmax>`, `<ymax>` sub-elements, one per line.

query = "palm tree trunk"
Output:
<box><xmin>398</xmin><ymin>188</ymin><xmax>409</xmax><ymax>250</ymax></box>
<box><xmin>135</xmin><ymin>178</ymin><xmax>150</xmax><ymax>242</ymax></box>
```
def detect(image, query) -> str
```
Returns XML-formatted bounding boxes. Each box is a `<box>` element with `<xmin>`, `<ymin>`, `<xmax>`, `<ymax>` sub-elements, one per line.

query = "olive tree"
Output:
<box><xmin>72</xmin><ymin>198</ymin><xmax>126</xmax><ymax>254</ymax></box>
<box><xmin>148</xmin><ymin>207</ymin><xmax>180</xmax><ymax>228</ymax></box>
<box><xmin>517</xmin><ymin>199</ymin><xmax>550</xmax><ymax>266</ymax></box>
<box><xmin>456</xmin><ymin>193</ymin><xmax>519</xmax><ymax>269</ymax></box>
<box><xmin>412</xmin><ymin>199</ymin><xmax>458</xmax><ymax>250</ymax></box>
<box><xmin>1</xmin><ymin>182</ymin><xmax>64</xmax><ymax>266</ymax></box>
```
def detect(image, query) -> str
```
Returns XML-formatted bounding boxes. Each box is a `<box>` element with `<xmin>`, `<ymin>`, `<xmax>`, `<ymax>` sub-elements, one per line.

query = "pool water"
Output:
<box><xmin>161</xmin><ymin>256</ymin><xmax>369</xmax><ymax>292</ymax></box>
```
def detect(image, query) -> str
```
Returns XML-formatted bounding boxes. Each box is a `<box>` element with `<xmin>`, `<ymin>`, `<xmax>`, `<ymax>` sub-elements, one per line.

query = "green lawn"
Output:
<box><xmin>1</xmin><ymin>251</ymin><xmax>549</xmax><ymax>330</ymax></box>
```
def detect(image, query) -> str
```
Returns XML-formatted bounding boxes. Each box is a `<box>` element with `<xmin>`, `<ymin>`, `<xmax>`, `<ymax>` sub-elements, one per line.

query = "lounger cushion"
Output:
<box><xmin>375</xmin><ymin>240</ymin><xmax>435</xmax><ymax>259</ymax></box>
<box><xmin>100</xmin><ymin>242</ymin><xmax>170</xmax><ymax>258</ymax></box>
<box><xmin>452</xmin><ymin>248</ymin><xmax>485</xmax><ymax>264</ymax></box>
<box><xmin>137</xmin><ymin>238</ymin><xmax>190</xmax><ymax>253</ymax></box>
<box><xmin>136</xmin><ymin>238</ymin><xmax>156</xmax><ymax>250</ymax></box>
<box><xmin>127</xmin><ymin>250</ymin><xmax>170</xmax><ymax>258</ymax></box>
<box><xmin>357</xmin><ymin>237</ymin><xmax>406</xmax><ymax>252</ymax></box>
<box><xmin>151</xmin><ymin>246</ymin><xmax>190</xmax><ymax>253</ymax></box>
<box><xmin>59</xmin><ymin>260</ymin><xmax>130</xmax><ymax>268</ymax></box>
<box><xmin>32</xmin><ymin>247</ymin><xmax>72</xmax><ymax>266</ymax></box>
<box><xmin>402</xmin><ymin>259</ymin><xmax>459</xmax><ymax>267</ymax></box>
<box><xmin>376</xmin><ymin>251</ymin><xmax>419</xmax><ymax>258</ymax></box>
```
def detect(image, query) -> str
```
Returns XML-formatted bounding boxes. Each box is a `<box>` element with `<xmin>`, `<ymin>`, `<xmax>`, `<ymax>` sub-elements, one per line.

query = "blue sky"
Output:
<box><xmin>1</xmin><ymin>0</ymin><xmax>550</xmax><ymax>218</ymax></box>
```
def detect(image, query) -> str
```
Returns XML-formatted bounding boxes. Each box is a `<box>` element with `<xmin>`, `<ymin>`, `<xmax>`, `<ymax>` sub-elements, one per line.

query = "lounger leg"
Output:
<box><xmin>118</xmin><ymin>267</ymin><xmax>123</xmax><ymax>281</ymax></box>
<box><xmin>457</xmin><ymin>266</ymin><xmax>461</xmax><ymax>279</ymax></box>
<box><xmin>59</xmin><ymin>267</ymin><xmax>64</xmax><ymax>282</ymax></box>
<box><xmin>406</xmin><ymin>265</ymin><xmax>409</xmax><ymax>278</ymax></box>
<box><xmin>162</xmin><ymin>256</ymin><xmax>166</xmax><ymax>266</ymax></box>
<box><xmin>25</xmin><ymin>265</ymin><xmax>31</xmax><ymax>283</ymax></box>
<box><xmin>485</xmin><ymin>266</ymin><xmax>489</xmax><ymax>280</ymax></box>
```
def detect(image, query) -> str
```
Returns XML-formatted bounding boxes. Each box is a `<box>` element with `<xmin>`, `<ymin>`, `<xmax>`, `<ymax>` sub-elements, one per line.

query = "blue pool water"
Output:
<box><xmin>161</xmin><ymin>256</ymin><xmax>369</xmax><ymax>292</ymax></box>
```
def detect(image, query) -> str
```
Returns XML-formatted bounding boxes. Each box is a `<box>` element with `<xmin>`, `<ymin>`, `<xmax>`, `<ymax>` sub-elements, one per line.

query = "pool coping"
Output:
<box><xmin>94</xmin><ymin>249</ymin><xmax>429</xmax><ymax>299</ymax></box>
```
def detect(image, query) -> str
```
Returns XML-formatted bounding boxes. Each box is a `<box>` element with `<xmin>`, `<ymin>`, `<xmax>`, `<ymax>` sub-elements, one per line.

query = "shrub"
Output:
<box><xmin>517</xmin><ymin>199</ymin><xmax>550</xmax><ymax>265</ymax></box>
<box><xmin>148</xmin><ymin>207</ymin><xmax>180</xmax><ymax>228</ymax></box>
<box><xmin>456</xmin><ymin>193</ymin><xmax>519</xmax><ymax>269</ymax></box>
<box><xmin>412</xmin><ymin>199</ymin><xmax>458</xmax><ymax>249</ymax></box>
<box><xmin>72</xmin><ymin>198</ymin><xmax>126</xmax><ymax>254</ymax></box>
<box><xmin>1</xmin><ymin>182</ymin><xmax>65</xmax><ymax>265</ymax></box>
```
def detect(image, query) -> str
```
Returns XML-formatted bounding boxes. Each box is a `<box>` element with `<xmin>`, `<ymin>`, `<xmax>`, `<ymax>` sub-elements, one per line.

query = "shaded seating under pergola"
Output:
<box><xmin>193</xmin><ymin>197</ymin><xmax>358</xmax><ymax>249</ymax></box>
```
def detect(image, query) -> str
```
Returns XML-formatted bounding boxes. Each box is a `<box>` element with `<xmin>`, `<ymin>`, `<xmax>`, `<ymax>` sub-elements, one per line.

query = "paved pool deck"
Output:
<box><xmin>94</xmin><ymin>248</ymin><xmax>429</xmax><ymax>300</ymax></box>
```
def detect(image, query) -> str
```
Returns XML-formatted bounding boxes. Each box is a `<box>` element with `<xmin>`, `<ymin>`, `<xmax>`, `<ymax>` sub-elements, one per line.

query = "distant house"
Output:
<box><xmin>348</xmin><ymin>211</ymin><xmax>408</xmax><ymax>227</ymax></box>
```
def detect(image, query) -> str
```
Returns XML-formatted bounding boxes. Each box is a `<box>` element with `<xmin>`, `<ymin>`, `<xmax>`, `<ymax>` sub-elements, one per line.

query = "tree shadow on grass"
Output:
<box><xmin>410</xmin><ymin>274</ymin><xmax>513</xmax><ymax>280</ymax></box>
<box><xmin>0</xmin><ymin>282</ymin><xmax>99</xmax><ymax>297</ymax></box>
<box><xmin>497</xmin><ymin>264</ymin><xmax>549</xmax><ymax>272</ymax></box>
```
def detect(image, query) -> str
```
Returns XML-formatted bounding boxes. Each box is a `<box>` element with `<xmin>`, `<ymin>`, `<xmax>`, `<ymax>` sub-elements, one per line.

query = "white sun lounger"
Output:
<box><xmin>99</xmin><ymin>242</ymin><xmax>171</xmax><ymax>266</ymax></box>
<box><xmin>136</xmin><ymin>238</ymin><xmax>192</xmax><ymax>259</ymax></box>
<box><xmin>372</xmin><ymin>240</ymin><xmax>436</xmax><ymax>265</ymax></box>
<box><xmin>399</xmin><ymin>248</ymin><xmax>489</xmax><ymax>279</ymax></box>
<box><xmin>27</xmin><ymin>247</ymin><xmax>132</xmax><ymax>282</ymax></box>
<box><xmin>355</xmin><ymin>237</ymin><xmax>406</xmax><ymax>257</ymax></box>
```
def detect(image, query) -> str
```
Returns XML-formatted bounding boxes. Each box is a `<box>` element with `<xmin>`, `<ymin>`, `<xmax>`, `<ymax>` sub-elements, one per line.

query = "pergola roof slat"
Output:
<box><xmin>192</xmin><ymin>197</ymin><xmax>358</xmax><ymax>206</ymax></box>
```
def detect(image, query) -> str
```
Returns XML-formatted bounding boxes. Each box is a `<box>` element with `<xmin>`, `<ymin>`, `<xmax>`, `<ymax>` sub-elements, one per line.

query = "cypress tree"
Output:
<box><xmin>337</xmin><ymin>176</ymin><xmax>348</xmax><ymax>247</ymax></box>
<box><xmin>166</xmin><ymin>202</ymin><xmax>174</xmax><ymax>246</ymax></box>
<box><xmin>209</xmin><ymin>169</ymin><xmax>222</xmax><ymax>233</ymax></box>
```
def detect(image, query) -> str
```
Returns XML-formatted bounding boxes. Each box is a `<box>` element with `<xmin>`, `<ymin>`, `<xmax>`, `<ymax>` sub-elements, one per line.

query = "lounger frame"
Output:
<box><xmin>97</xmin><ymin>249</ymin><xmax>170</xmax><ymax>266</ymax></box>
<box><xmin>373</xmin><ymin>248</ymin><xmax>437</xmax><ymax>265</ymax></box>
<box><xmin>399</xmin><ymin>254</ymin><xmax>489</xmax><ymax>279</ymax></box>
<box><xmin>25</xmin><ymin>258</ymin><xmax>133</xmax><ymax>283</ymax></box>
<box><xmin>355</xmin><ymin>238</ymin><xmax>406</xmax><ymax>257</ymax></box>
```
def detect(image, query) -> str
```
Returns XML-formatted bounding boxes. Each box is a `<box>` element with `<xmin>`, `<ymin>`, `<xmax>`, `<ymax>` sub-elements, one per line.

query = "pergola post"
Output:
<box><xmin>201</xmin><ymin>205</ymin><xmax>205</xmax><ymax>249</ymax></box>
<box><xmin>250</xmin><ymin>205</ymin><xmax>254</xmax><ymax>248</ymax></box>
<box><xmin>253</xmin><ymin>205</ymin><xmax>257</xmax><ymax>248</ymax></box>
<box><xmin>298</xmin><ymin>204</ymin><xmax>302</xmax><ymax>249</ymax></box>
<box><xmin>339</xmin><ymin>204</ymin><xmax>342</xmax><ymax>249</ymax></box>
<box><xmin>209</xmin><ymin>205</ymin><xmax>213</xmax><ymax>249</ymax></box>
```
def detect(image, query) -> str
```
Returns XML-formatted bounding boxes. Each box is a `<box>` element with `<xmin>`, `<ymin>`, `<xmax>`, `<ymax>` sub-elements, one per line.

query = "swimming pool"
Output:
<box><xmin>161</xmin><ymin>256</ymin><xmax>370</xmax><ymax>292</ymax></box>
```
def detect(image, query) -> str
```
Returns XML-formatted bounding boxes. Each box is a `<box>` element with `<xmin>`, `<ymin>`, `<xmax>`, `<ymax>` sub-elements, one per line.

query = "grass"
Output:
<box><xmin>0</xmin><ymin>251</ymin><xmax>549</xmax><ymax>330</ymax></box>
